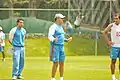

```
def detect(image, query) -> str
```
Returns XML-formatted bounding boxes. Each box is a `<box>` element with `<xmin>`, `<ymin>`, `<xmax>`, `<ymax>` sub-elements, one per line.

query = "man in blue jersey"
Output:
<box><xmin>9</xmin><ymin>18</ymin><xmax>26</xmax><ymax>80</ymax></box>
<box><xmin>48</xmin><ymin>13</ymin><xmax>72</xmax><ymax>80</ymax></box>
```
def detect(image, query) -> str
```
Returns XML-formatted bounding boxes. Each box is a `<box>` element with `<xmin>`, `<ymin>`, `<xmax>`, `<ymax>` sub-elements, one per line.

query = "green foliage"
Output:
<box><xmin>3</xmin><ymin>0</ymin><xmax>29</xmax><ymax>7</ymax></box>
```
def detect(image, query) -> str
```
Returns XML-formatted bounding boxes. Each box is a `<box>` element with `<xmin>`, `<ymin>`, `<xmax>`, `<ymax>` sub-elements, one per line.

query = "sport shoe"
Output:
<box><xmin>51</xmin><ymin>78</ymin><xmax>56</xmax><ymax>80</ymax></box>
<box><xmin>17</xmin><ymin>76</ymin><xmax>24</xmax><ymax>79</ymax></box>
<box><xmin>2</xmin><ymin>58</ymin><xmax>5</xmax><ymax>62</ymax></box>
<box><xmin>60</xmin><ymin>77</ymin><xmax>63</xmax><ymax>80</ymax></box>
<box><xmin>12</xmin><ymin>76</ymin><xmax>17</xmax><ymax>80</ymax></box>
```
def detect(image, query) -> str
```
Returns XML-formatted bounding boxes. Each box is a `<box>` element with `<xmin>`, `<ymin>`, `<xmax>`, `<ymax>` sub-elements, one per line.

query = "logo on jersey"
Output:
<box><xmin>116</xmin><ymin>32</ymin><xmax>120</xmax><ymax>36</ymax></box>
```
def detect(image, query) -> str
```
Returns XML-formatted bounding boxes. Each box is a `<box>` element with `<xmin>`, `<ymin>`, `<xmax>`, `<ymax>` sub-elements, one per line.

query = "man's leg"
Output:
<box><xmin>59</xmin><ymin>45</ymin><xmax>65</xmax><ymax>80</ymax></box>
<box><xmin>111</xmin><ymin>59</ymin><xmax>117</xmax><ymax>80</ymax></box>
<box><xmin>1</xmin><ymin>52</ymin><xmax>5</xmax><ymax>61</ymax></box>
<box><xmin>1</xmin><ymin>47</ymin><xmax>5</xmax><ymax>61</ymax></box>
<box><xmin>12</xmin><ymin>47</ymin><xmax>20</xmax><ymax>79</ymax></box>
<box><xmin>51</xmin><ymin>62</ymin><xmax>59</xmax><ymax>79</ymax></box>
<box><xmin>59</xmin><ymin>62</ymin><xmax>64</xmax><ymax>80</ymax></box>
<box><xmin>110</xmin><ymin>47</ymin><xmax>119</xmax><ymax>80</ymax></box>
<box><xmin>118</xmin><ymin>48</ymin><xmax>120</xmax><ymax>80</ymax></box>
<box><xmin>51</xmin><ymin>45</ymin><xmax>59</xmax><ymax>80</ymax></box>
<box><xmin>17</xmin><ymin>47</ymin><xmax>25</xmax><ymax>79</ymax></box>
<box><xmin>118</xmin><ymin>47</ymin><xmax>120</xmax><ymax>80</ymax></box>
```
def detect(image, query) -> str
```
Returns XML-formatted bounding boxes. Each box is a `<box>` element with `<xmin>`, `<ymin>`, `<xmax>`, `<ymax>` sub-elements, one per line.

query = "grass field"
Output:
<box><xmin>1</xmin><ymin>36</ymin><xmax>108</xmax><ymax>58</ymax></box>
<box><xmin>0</xmin><ymin>56</ymin><xmax>120</xmax><ymax>80</ymax></box>
<box><xmin>0</xmin><ymin>37</ymin><xmax>111</xmax><ymax>80</ymax></box>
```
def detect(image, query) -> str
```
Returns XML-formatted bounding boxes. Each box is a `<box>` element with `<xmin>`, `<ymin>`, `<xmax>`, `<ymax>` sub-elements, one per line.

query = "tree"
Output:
<box><xmin>3</xmin><ymin>0</ymin><xmax>29</xmax><ymax>17</ymax></box>
<box><xmin>28</xmin><ymin>0</ymin><xmax>36</xmax><ymax>17</ymax></box>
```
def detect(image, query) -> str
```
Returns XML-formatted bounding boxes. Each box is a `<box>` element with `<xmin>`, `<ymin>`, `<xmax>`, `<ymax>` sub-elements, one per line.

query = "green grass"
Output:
<box><xmin>0</xmin><ymin>37</ymin><xmax>111</xmax><ymax>79</ymax></box>
<box><xmin>1</xmin><ymin>36</ymin><xmax>109</xmax><ymax>58</ymax></box>
<box><xmin>0</xmin><ymin>56</ymin><xmax>119</xmax><ymax>80</ymax></box>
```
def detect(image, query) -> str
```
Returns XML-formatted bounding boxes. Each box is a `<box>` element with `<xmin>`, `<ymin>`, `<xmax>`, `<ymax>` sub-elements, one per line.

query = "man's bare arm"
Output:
<box><xmin>103</xmin><ymin>23</ymin><xmax>113</xmax><ymax>46</ymax></box>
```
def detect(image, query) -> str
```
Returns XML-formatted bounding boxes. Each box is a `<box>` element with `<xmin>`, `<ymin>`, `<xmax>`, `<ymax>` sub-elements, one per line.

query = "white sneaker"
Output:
<box><xmin>51</xmin><ymin>78</ymin><xmax>56</xmax><ymax>80</ymax></box>
<box><xmin>17</xmin><ymin>76</ymin><xmax>24</xmax><ymax>79</ymax></box>
<box><xmin>60</xmin><ymin>77</ymin><xmax>63</xmax><ymax>80</ymax></box>
<box><xmin>12</xmin><ymin>76</ymin><xmax>17</xmax><ymax>80</ymax></box>
<box><xmin>112</xmin><ymin>77</ymin><xmax>117</xmax><ymax>80</ymax></box>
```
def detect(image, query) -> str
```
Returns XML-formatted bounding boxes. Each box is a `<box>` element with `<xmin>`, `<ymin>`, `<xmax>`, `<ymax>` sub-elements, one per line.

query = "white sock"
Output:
<box><xmin>112</xmin><ymin>75</ymin><xmax>116</xmax><ymax>79</ymax></box>
<box><xmin>60</xmin><ymin>77</ymin><xmax>63</xmax><ymax>80</ymax></box>
<box><xmin>51</xmin><ymin>78</ymin><xmax>56</xmax><ymax>80</ymax></box>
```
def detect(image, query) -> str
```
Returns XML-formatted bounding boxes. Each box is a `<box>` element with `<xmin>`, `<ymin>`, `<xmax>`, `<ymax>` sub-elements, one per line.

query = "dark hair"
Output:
<box><xmin>17</xmin><ymin>18</ymin><xmax>24</xmax><ymax>23</ymax></box>
<box><xmin>54</xmin><ymin>18</ymin><xmax>56</xmax><ymax>21</ymax></box>
<box><xmin>114</xmin><ymin>13</ymin><xmax>120</xmax><ymax>19</ymax></box>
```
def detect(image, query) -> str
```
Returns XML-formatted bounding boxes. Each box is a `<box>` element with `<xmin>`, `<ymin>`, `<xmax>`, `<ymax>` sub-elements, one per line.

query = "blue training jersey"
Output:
<box><xmin>11</xmin><ymin>27</ymin><xmax>26</xmax><ymax>47</ymax></box>
<box><xmin>48</xmin><ymin>23</ymin><xmax>65</xmax><ymax>45</ymax></box>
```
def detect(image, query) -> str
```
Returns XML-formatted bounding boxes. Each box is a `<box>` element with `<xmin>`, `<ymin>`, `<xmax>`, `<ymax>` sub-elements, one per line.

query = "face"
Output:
<box><xmin>63</xmin><ymin>17</ymin><xmax>67</xmax><ymax>23</ymax></box>
<box><xmin>114</xmin><ymin>16</ymin><xmax>120</xmax><ymax>24</ymax></box>
<box><xmin>17</xmin><ymin>20</ymin><xmax>24</xmax><ymax>28</ymax></box>
<box><xmin>58</xmin><ymin>18</ymin><xmax>64</xmax><ymax>24</ymax></box>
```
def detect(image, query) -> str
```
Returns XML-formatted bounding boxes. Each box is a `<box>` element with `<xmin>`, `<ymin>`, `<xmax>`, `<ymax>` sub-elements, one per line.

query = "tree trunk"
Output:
<box><xmin>29</xmin><ymin>0</ymin><xmax>36</xmax><ymax>17</ymax></box>
<box><xmin>9</xmin><ymin>1</ymin><xmax>13</xmax><ymax>18</ymax></box>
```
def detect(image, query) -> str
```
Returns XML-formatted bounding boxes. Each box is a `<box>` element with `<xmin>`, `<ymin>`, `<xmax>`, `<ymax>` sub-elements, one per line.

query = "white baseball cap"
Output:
<box><xmin>54</xmin><ymin>13</ymin><xmax>65</xmax><ymax>19</ymax></box>
<box><xmin>0</xmin><ymin>27</ymin><xmax>3</xmax><ymax>30</ymax></box>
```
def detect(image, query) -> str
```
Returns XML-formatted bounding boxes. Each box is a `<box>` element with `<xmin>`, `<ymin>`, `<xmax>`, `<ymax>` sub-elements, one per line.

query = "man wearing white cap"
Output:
<box><xmin>48</xmin><ymin>13</ymin><xmax>72</xmax><ymax>80</ymax></box>
<box><xmin>0</xmin><ymin>26</ymin><xmax>5</xmax><ymax>62</ymax></box>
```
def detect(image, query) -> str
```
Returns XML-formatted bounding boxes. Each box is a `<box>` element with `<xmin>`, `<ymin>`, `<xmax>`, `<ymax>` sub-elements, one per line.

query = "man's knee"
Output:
<box><xmin>53</xmin><ymin>62</ymin><xmax>59</xmax><ymax>67</ymax></box>
<box><xmin>111</xmin><ymin>59</ymin><xmax>116</xmax><ymax>64</ymax></box>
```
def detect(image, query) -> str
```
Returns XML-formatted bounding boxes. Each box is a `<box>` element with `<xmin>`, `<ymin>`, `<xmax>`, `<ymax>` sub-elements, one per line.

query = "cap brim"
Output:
<box><xmin>61</xmin><ymin>16</ymin><xmax>65</xmax><ymax>18</ymax></box>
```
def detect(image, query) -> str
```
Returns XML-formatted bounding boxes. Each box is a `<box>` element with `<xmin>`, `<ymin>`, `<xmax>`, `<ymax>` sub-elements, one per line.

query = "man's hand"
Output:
<box><xmin>68</xmin><ymin>37</ymin><xmax>72</xmax><ymax>42</ymax></box>
<box><xmin>108</xmin><ymin>41</ymin><xmax>114</xmax><ymax>47</ymax></box>
<box><xmin>8</xmin><ymin>40</ymin><xmax>12</xmax><ymax>45</ymax></box>
<box><xmin>54</xmin><ymin>37</ymin><xmax>58</xmax><ymax>41</ymax></box>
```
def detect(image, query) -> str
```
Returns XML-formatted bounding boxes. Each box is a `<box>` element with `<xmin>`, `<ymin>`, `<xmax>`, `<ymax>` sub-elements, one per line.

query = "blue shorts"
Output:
<box><xmin>0</xmin><ymin>46</ymin><xmax>4</xmax><ymax>52</ymax></box>
<box><xmin>50</xmin><ymin>44</ymin><xmax>65</xmax><ymax>62</ymax></box>
<box><xmin>110</xmin><ymin>47</ymin><xmax>120</xmax><ymax>59</ymax></box>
